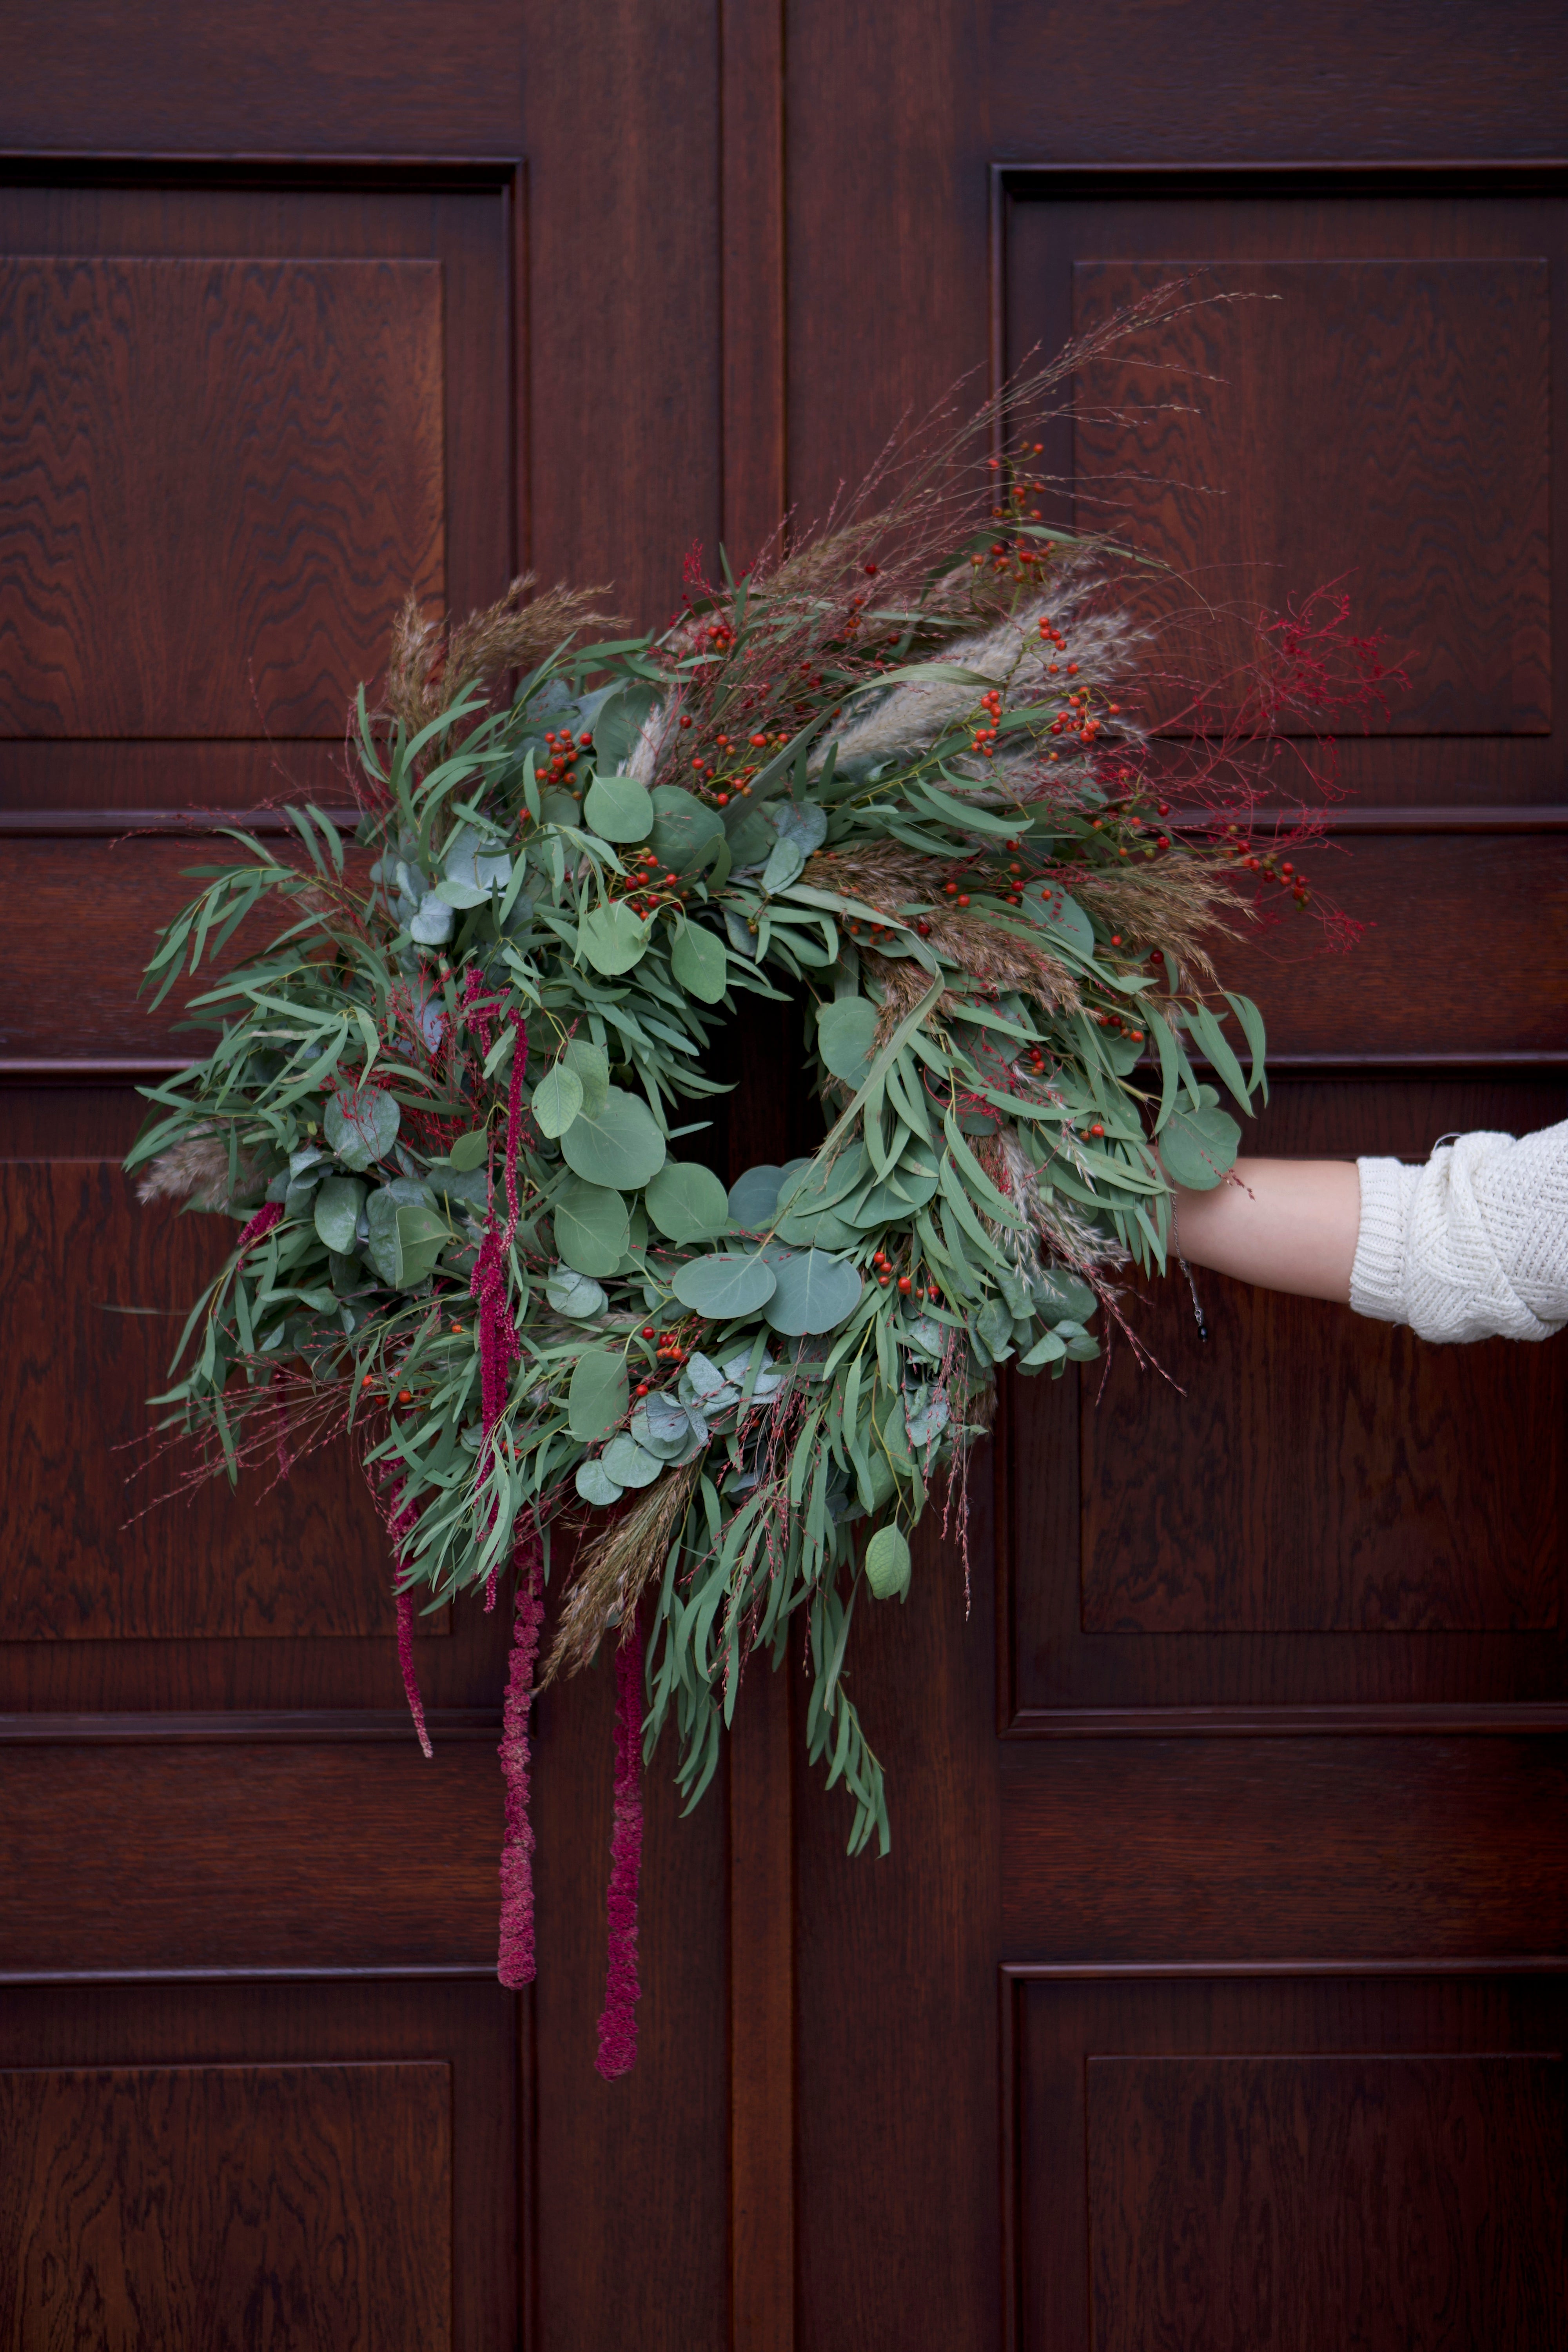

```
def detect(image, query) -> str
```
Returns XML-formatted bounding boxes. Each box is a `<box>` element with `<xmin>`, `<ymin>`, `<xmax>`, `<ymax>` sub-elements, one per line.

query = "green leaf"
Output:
<box><xmin>439</xmin><ymin>822</ymin><xmax>512</xmax><ymax>906</ymax></box>
<box><xmin>532</xmin><ymin>1063</ymin><xmax>584</xmax><ymax>1140</ymax></box>
<box><xmin>448</xmin><ymin>1127</ymin><xmax>490</xmax><ymax>1172</ymax></box>
<box><xmin>1027</xmin><ymin>886</ymin><xmax>1095</xmax><ymax>956</ymax></box>
<box><xmin>1160</xmin><ymin>1097</ymin><xmax>1242</xmax><ymax>1191</ymax></box>
<box><xmin>577</xmin><ymin>901</ymin><xmax>650</xmax><ymax>975</ymax></box>
<box><xmin>325</xmin><ymin>1085</ymin><xmax>399</xmax><ymax>1172</ymax></box>
<box><xmin>312</xmin><ymin>1175</ymin><xmax>365</xmax><ymax>1255</ymax></box>
<box><xmin>1223</xmin><ymin>989</ymin><xmax>1269</xmax><ymax>1104</ymax></box>
<box><xmin>761</xmin><ymin>835</ymin><xmax>806</xmax><ymax>894</ymax></box>
<box><xmin>728</xmin><ymin>1164</ymin><xmax>785</xmax><ymax>1226</ymax></box>
<box><xmin>601</xmin><ymin>1433</ymin><xmax>663</xmax><ymax>1488</ymax></box>
<box><xmin>1186</xmin><ymin>1001</ymin><xmax>1253</xmax><ymax>1116</ymax></box>
<box><xmin>584</xmin><ymin>773</ymin><xmax>655</xmax><ymax>843</ymax></box>
<box><xmin>561</xmin><ymin>1038</ymin><xmax>610</xmax><ymax>1117</ymax></box>
<box><xmin>553</xmin><ymin>1176</ymin><xmax>630</xmax><ymax>1276</ymax></box>
<box><xmin>546</xmin><ymin>1266</ymin><xmax>608</xmax><ymax>1318</ymax></box>
<box><xmin>671</xmin><ymin>1251</ymin><xmax>779</xmax><ymax>1317</ymax></box>
<box><xmin>671</xmin><ymin>920</ymin><xmax>728</xmax><ymax>1004</ymax></box>
<box><xmin>575</xmin><ymin>1457</ymin><xmax>625</xmax><ymax>1506</ymax></box>
<box><xmin>864</xmin><ymin>1524</ymin><xmax>911</xmax><ymax>1600</ymax></box>
<box><xmin>568</xmin><ymin>1348</ymin><xmax>630</xmax><ymax>1441</ymax></box>
<box><xmin>560</xmin><ymin>1085</ymin><xmax>666</xmax><ymax>1190</ymax></box>
<box><xmin>645</xmin><ymin>1159</ymin><xmax>731</xmax><ymax>1243</ymax></box>
<box><xmin>648</xmin><ymin>784</ymin><xmax>725</xmax><ymax>874</ymax></box>
<box><xmin>816</xmin><ymin>996</ymin><xmax>879</xmax><ymax>1087</ymax></box>
<box><xmin>762</xmin><ymin>1248</ymin><xmax>862</xmax><ymax>1336</ymax></box>
<box><xmin>1035</xmin><ymin>1269</ymin><xmax>1097</xmax><ymax>1323</ymax></box>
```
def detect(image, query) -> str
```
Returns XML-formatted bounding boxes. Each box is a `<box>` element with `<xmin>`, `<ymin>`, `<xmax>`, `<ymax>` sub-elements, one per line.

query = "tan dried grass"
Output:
<box><xmin>539</xmin><ymin>1456</ymin><xmax>702</xmax><ymax>1688</ymax></box>
<box><xmin>386</xmin><ymin>576</ymin><xmax>624</xmax><ymax>735</ymax></box>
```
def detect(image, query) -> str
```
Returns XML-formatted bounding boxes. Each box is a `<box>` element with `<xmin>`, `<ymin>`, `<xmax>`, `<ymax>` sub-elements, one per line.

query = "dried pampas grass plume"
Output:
<box><xmin>539</xmin><ymin>1457</ymin><xmax>703</xmax><ymax>1689</ymax></box>
<box><xmin>386</xmin><ymin>575</ymin><xmax>625</xmax><ymax>735</ymax></box>
<box><xmin>136</xmin><ymin>1136</ymin><xmax>247</xmax><ymax>1211</ymax></box>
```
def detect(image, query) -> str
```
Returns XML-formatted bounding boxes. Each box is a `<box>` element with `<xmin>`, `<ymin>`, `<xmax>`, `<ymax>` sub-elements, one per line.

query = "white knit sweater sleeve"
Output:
<box><xmin>1349</xmin><ymin>1122</ymin><xmax>1568</xmax><ymax>1343</ymax></box>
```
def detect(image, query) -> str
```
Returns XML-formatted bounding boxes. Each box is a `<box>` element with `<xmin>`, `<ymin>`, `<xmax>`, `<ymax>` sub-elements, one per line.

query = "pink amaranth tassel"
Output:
<box><xmin>389</xmin><ymin>1483</ymin><xmax>434</xmax><ymax>1759</ymax></box>
<box><xmin>595</xmin><ymin>1622</ymin><xmax>646</xmax><ymax>2080</ymax></box>
<box><xmin>236</xmin><ymin>1199</ymin><xmax>283</xmax><ymax>1254</ymax></box>
<box><xmin>497</xmin><ymin>1531</ymin><xmax>545</xmax><ymax>1988</ymax></box>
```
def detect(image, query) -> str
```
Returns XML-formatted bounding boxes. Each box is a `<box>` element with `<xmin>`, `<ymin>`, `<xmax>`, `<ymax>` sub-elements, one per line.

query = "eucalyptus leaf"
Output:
<box><xmin>671</xmin><ymin>920</ymin><xmax>727</xmax><ymax>1004</ymax></box>
<box><xmin>448</xmin><ymin>1128</ymin><xmax>490</xmax><ymax>1172</ymax></box>
<box><xmin>568</xmin><ymin>1348</ymin><xmax>629</xmax><ymax>1441</ymax></box>
<box><xmin>553</xmin><ymin>1176</ymin><xmax>630</xmax><ymax>1276</ymax></box>
<box><xmin>577</xmin><ymin>901</ymin><xmax>650</xmax><ymax>975</ymax></box>
<box><xmin>1160</xmin><ymin>1098</ymin><xmax>1242</xmax><ymax>1191</ymax></box>
<box><xmin>727</xmin><ymin>1164</ymin><xmax>784</xmax><ymax>1227</ymax></box>
<box><xmin>816</xmin><ymin>996</ymin><xmax>879</xmax><ymax>1087</ymax></box>
<box><xmin>648</xmin><ymin>784</ymin><xmax>725</xmax><ymax>874</ymax></box>
<box><xmin>561</xmin><ymin>1038</ymin><xmax>610</xmax><ymax>1117</ymax></box>
<box><xmin>601</xmin><ymin>1433</ymin><xmax>663</xmax><ymax>1489</ymax></box>
<box><xmin>671</xmin><ymin>1252</ymin><xmax>778</xmax><ymax>1318</ymax></box>
<box><xmin>410</xmin><ymin>891</ymin><xmax>456</xmax><ymax>945</ymax></box>
<box><xmin>646</xmin><ymin>1159</ymin><xmax>731</xmax><ymax>1243</ymax></box>
<box><xmin>325</xmin><ymin>1086</ymin><xmax>400</xmax><ymax>1172</ymax></box>
<box><xmin>760</xmin><ymin>835</ymin><xmax>806</xmax><ymax>895</ymax></box>
<box><xmin>763</xmin><ymin>1248</ymin><xmax>862</xmax><ymax>1336</ymax></box>
<box><xmin>312</xmin><ymin>1175</ymin><xmax>365</xmax><ymax>1255</ymax></box>
<box><xmin>584</xmin><ymin>772</ymin><xmax>655</xmax><ymax>843</ymax></box>
<box><xmin>864</xmin><ymin>1524</ymin><xmax>911</xmax><ymax>1601</ymax></box>
<box><xmin>546</xmin><ymin>1266</ymin><xmax>608</xmax><ymax>1318</ymax></box>
<box><xmin>560</xmin><ymin>1085</ymin><xmax>666</xmax><ymax>1190</ymax></box>
<box><xmin>532</xmin><ymin>1063</ymin><xmax>585</xmax><ymax>1140</ymax></box>
<box><xmin>575</xmin><ymin>1458</ymin><xmax>625</xmax><ymax>1507</ymax></box>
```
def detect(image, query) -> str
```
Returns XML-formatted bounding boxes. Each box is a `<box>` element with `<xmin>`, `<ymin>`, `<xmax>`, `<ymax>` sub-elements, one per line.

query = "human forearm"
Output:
<box><xmin>1165</xmin><ymin>1157</ymin><xmax>1361</xmax><ymax>1303</ymax></box>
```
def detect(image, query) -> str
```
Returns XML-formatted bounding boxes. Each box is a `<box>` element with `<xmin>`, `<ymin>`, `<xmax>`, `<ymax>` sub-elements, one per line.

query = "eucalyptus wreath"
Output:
<box><xmin>131</xmin><ymin>335</ymin><xmax>1370</xmax><ymax>2069</ymax></box>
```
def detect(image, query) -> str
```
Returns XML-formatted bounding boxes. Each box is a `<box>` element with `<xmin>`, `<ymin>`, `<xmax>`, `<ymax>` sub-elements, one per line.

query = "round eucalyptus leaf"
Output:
<box><xmin>762</xmin><ymin>1248</ymin><xmax>862</xmax><ymax>1336</ymax></box>
<box><xmin>561</xmin><ymin>1038</ymin><xmax>610</xmax><ymax>1117</ymax></box>
<box><xmin>325</xmin><ymin>1085</ymin><xmax>400</xmax><ymax>1172</ymax></box>
<box><xmin>552</xmin><ymin>1176</ymin><xmax>630</xmax><ymax>1277</ymax></box>
<box><xmin>645</xmin><ymin>1159</ymin><xmax>731</xmax><ymax>1244</ymax></box>
<box><xmin>410</xmin><ymin>891</ymin><xmax>456</xmax><ymax>945</ymax></box>
<box><xmin>671</xmin><ymin>920</ymin><xmax>728</xmax><ymax>1005</ymax></box>
<box><xmin>546</xmin><ymin>1266</ymin><xmax>607</xmax><ymax>1319</ymax></box>
<box><xmin>726</xmin><ymin>1164</ymin><xmax>784</xmax><ymax>1228</ymax></box>
<box><xmin>601</xmin><ymin>1434</ymin><xmax>663</xmax><ymax>1489</ymax></box>
<box><xmin>532</xmin><ymin>1063</ymin><xmax>584</xmax><ymax>1140</ymax></box>
<box><xmin>568</xmin><ymin>1347</ymin><xmax>630</xmax><ymax>1441</ymax></box>
<box><xmin>560</xmin><ymin>1085</ymin><xmax>666</xmax><ymax>1191</ymax></box>
<box><xmin>1025</xmin><ymin>885</ymin><xmax>1095</xmax><ymax>955</ymax></box>
<box><xmin>864</xmin><ymin>1524</ymin><xmax>912</xmax><ymax>1601</ymax></box>
<box><xmin>312</xmin><ymin>1175</ymin><xmax>365</xmax><ymax>1256</ymax></box>
<box><xmin>671</xmin><ymin>1251</ymin><xmax>778</xmax><ymax>1318</ymax></box>
<box><xmin>577</xmin><ymin>901</ymin><xmax>650</xmax><ymax>976</ymax></box>
<box><xmin>1159</xmin><ymin>1100</ymin><xmax>1241</xmax><ymax>1191</ymax></box>
<box><xmin>575</xmin><ymin>1457</ymin><xmax>625</xmax><ymax>1508</ymax></box>
<box><xmin>816</xmin><ymin>996</ymin><xmax>880</xmax><ymax>1087</ymax></box>
<box><xmin>1034</xmin><ymin>1270</ymin><xmax>1097</xmax><ymax>1324</ymax></box>
<box><xmin>583</xmin><ymin>772</ymin><xmax>655</xmax><ymax>844</ymax></box>
<box><xmin>648</xmin><ymin>784</ymin><xmax>725</xmax><ymax>874</ymax></box>
<box><xmin>760</xmin><ymin>835</ymin><xmax>806</xmax><ymax>895</ymax></box>
<box><xmin>448</xmin><ymin>1127</ymin><xmax>490</xmax><ymax>1172</ymax></box>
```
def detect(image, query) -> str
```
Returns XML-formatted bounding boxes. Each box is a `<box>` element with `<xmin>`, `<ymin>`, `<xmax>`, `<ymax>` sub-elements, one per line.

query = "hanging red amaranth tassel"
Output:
<box><xmin>497</xmin><ymin>1528</ymin><xmax>544</xmax><ymax>1988</ymax></box>
<box><xmin>389</xmin><ymin>1484</ymin><xmax>434</xmax><ymax>1760</ymax></box>
<box><xmin>236</xmin><ymin>1199</ymin><xmax>283</xmax><ymax>1254</ymax></box>
<box><xmin>595</xmin><ymin>1621</ymin><xmax>646</xmax><ymax>2080</ymax></box>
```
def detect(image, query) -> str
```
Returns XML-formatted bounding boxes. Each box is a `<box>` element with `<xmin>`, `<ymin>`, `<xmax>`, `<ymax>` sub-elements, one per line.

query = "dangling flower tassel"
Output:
<box><xmin>595</xmin><ymin>1622</ymin><xmax>646</xmax><ymax>2080</ymax></box>
<box><xmin>389</xmin><ymin>1483</ymin><xmax>434</xmax><ymax>1760</ymax></box>
<box><xmin>395</xmin><ymin>1588</ymin><xmax>434</xmax><ymax>1760</ymax></box>
<box><xmin>497</xmin><ymin>1532</ymin><xmax>544</xmax><ymax>1988</ymax></box>
<box><xmin>236</xmin><ymin>1198</ymin><xmax>283</xmax><ymax>1254</ymax></box>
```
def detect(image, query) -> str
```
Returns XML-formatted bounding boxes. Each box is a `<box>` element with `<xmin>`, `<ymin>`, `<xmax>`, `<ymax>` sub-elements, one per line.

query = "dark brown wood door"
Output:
<box><xmin>2</xmin><ymin>7</ymin><xmax>1565</xmax><ymax>2348</ymax></box>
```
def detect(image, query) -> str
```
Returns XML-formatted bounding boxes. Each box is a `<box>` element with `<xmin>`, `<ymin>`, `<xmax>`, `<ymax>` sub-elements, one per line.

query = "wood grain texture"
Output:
<box><xmin>1082</xmin><ymin>1273</ymin><xmax>1561</xmax><ymax>1633</ymax></box>
<box><xmin>721</xmin><ymin>0</ymin><xmax>786</xmax><ymax>572</ymax></box>
<box><xmin>1000</xmin><ymin>1735</ymin><xmax>1568</xmax><ymax>1961</ymax></box>
<box><xmin>1011</xmin><ymin>1968</ymin><xmax>1568</xmax><ymax>2352</ymax></box>
<box><xmin>0</xmin><ymin>1738</ymin><xmax>503</xmax><ymax>1971</ymax></box>
<box><xmin>1085</xmin><ymin>2052</ymin><xmax>1566</xmax><ymax>2352</ymax></box>
<box><xmin>1073</xmin><ymin>259</ymin><xmax>1550</xmax><ymax>735</ymax></box>
<box><xmin>0</xmin><ymin>1162</ymin><xmax>397</xmax><ymax>1639</ymax></box>
<box><xmin>0</xmin><ymin>1979</ymin><xmax>514</xmax><ymax>2352</ymax></box>
<box><xmin>0</xmin><ymin>2062</ymin><xmax>451</xmax><ymax>2350</ymax></box>
<box><xmin>0</xmin><ymin>258</ymin><xmax>444</xmax><ymax>739</ymax></box>
<box><xmin>729</xmin><ymin>1648</ymin><xmax>795</xmax><ymax>2352</ymax></box>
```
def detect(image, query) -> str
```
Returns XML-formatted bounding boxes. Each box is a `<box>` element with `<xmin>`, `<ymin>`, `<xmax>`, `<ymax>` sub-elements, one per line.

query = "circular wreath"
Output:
<box><xmin>130</xmin><ymin>386</ymin><xmax>1368</xmax><ymax>2072</ymax></box>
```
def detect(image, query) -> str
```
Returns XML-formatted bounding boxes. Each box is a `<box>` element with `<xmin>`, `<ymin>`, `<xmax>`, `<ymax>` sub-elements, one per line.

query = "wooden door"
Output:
<box><xmin>3</xmin><ymin>7</ymin><xmax>1566</xmax><ymax>2349</ymax></box>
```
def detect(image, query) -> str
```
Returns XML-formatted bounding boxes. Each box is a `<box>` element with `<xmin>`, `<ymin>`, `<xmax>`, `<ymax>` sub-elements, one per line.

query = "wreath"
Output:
<box><xmin>130</xmin><ymin>356</ymin><xmax>1376</xmax><ymax>2074</ymax></box>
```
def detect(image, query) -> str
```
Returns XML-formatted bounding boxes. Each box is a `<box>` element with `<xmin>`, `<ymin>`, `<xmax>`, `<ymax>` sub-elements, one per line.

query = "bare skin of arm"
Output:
<box><xmin>1164</xmin><ymin>1158</ymin><xmax>1362</xmax><ymax>1305</ymax></box>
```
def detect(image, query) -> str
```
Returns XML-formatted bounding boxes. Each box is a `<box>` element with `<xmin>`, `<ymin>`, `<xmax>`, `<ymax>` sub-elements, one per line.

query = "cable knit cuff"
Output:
<box><xmin>1349</xmin><ymin>1157</ymin><xmax>1416</xmax><ymax>1325</ymax></box>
